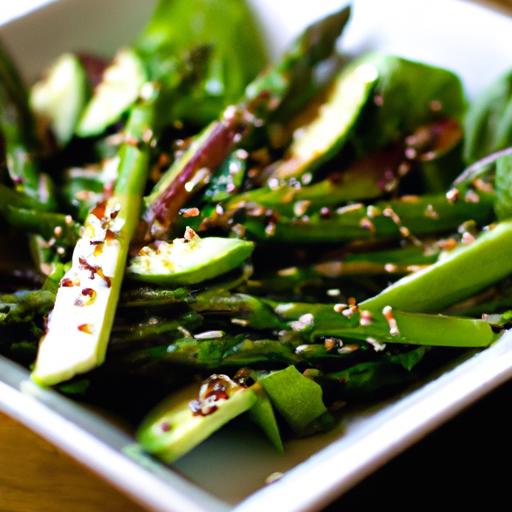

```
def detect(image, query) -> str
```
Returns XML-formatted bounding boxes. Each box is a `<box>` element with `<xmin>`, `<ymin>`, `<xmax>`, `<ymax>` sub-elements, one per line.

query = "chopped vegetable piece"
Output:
<box><xmin>259</xmin><ymin>366</ymin><xmax>328</xmax><ymax>434</ymax></box>
<box><xmin>31</xmin><ymin>53</ymin><xmax>88</xmax><ymax>145</ymax></box>
<box><xmin>128</xmin><ymin>233</ymin><xmax>254</xmax><ymax>285</ymax></box>
<box><xmin>76</xmin><ymin>49</ymin><xmax>146</xmax><ymax>137</ymax></box>
<box><xmin>32</xmin><ymin>87</ymin><xmax>157</xmax><ymax>385</ymax></box>
<box><xmin>137</xmin><ymin>377</ymin><xmax>257</xmax><ymax>462</ymax></box>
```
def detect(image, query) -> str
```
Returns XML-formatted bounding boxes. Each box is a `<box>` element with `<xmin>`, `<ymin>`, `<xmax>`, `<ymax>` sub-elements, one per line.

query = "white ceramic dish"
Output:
<box><xmin>1</xmin><ymin>1</ymin><xmax>512</xmax><ymax>511</ymax></box>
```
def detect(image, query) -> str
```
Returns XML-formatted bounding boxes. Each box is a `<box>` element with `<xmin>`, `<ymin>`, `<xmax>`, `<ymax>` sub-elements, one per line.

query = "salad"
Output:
<box><xmin>1</xmin><ymin>0</ymin><xmax>512</xmax><ymax>464</ymax></box>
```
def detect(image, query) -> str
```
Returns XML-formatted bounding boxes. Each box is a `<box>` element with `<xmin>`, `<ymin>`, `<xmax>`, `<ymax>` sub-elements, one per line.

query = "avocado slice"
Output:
<box><xmin>76</xmin><ymin>48</ymin><xmax>146</xmax><ymax>137</ymax></box>
<box><xmin>271</xmin><ymin>58</ymin><xmax>378</xmax><ymax>181</ymax></box>
<box><xmin>259</xmin><ymin>366</ymin><xmax>328</xmax><ymax>434</ymax></box>
<box><xmin>128</xmin><ymin>230</ymin><xmax>254</xmax><ymax>285</ymax></box>
<box><xmin>30</xmin><ymin>53</ymin><xmax>88</xmax><ymax>146</ymax></box>
<box><xmin>137</xmin><ymin>376</ymin><xmax>257</xmax><ymax>463</ymax></box>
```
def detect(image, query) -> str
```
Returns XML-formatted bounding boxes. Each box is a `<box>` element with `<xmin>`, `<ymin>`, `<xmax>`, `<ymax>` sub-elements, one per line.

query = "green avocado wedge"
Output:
<box><xmin>137</xmin><ymin>376</ymin><xmax>257</xmax><ymax>463</ymax></box>
<box><xmin>271</xmin><ymin>53</ymin><xmax>465</xmax><ymax>181</ymax></box>
<box><xmin>128</xmin><ymin>231</ymin><xmax>254</xmax><ymax>285</ymax></box>
<box><xmin>76</xmin><ymin>49</ymin><xmax>146</xmax><ymax>137</ymax></box>
<box><xmin>30</xmin><ymin>53</ymin><xmax>88</xmax><ymax>146</ymax></box>
<box><xmin>271</xmin><ymin>57</ymin><xmax>378</xmax><ymax>181</ymax></box>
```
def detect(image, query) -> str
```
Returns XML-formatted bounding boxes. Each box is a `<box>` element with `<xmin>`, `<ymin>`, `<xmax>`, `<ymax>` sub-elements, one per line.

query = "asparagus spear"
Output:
<box><xmin>225</xmin><ymin>154</ymin><xmax>396</xmax><ymax>216</ymax></box>
<box><xmin>0</xmin><ymin>40</ymin><xmax>56</xmax><ymax>209</ymax></box>
<box><xmin>143</xmin><ymin>7</ymin><xmax>351</xmax><ymax>239</ymax></box>
<box><xmin>32</xmin><ymin>85</ymin><xmax>158</xmax><ymax>385</ymax></box>
<box><xmin>0</xmin><ymin>290</ymin><xmax>55</xmax><ymax>325</ymax></box>
<box><xmin>240</xmin><ymin>192</ymin><xmax>495</xmax><ymax>243</ymax></box>
<box><xmin>270</xmin><ymin>300</ymin><xmax>494</xmax><ymax>347</ymax></box>
<box><xmin>159</xmin><ymin>291</ymin><xmax>495</xmax><ymax>348</ymax></box>
<box><xmin>1</xmin><ymin>207</ymin><xmax>80</xmax><ymax>246</ymax></box>
<box><xmin>362</xmin><ymin>219</ymin><xmax>512</xmax><ymax>312</ymax></box>
<box><xmin>247</xmin><ymin>245</ymin><xmax>439</xmax><ymax>294</ymax></box>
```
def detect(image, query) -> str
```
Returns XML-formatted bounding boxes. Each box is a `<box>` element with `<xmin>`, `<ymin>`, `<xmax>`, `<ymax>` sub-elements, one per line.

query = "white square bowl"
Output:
<box><xmin>1</xmin><ymin>1</ymin><xmax>512</xmax><ymax>511</ymax></box>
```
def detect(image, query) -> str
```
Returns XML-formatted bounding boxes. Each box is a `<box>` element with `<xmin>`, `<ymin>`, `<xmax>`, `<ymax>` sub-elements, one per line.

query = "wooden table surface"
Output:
<box><xmin>0</xmin><ymin>413</ymin><xmax>145</xmax><ymax>512</ymax></box>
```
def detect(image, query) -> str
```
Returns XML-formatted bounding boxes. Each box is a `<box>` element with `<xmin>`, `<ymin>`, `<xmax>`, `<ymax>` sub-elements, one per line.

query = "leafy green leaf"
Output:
<box><xmin>495</xmin><ymin>153</ymin><xmax>512</xmax><ymax>220</ymax></box>
<box><xmin>136</xmin><ymin>0</ymin><xmax>267</xmax><ymax>124</ymax></box>
<box><xmin>352</xmin><ymin>54</ymin><xmax>465</xmax><ymax>154</ymax></box>
<box><xmin>464</xmin><ymin>69</ymin><xmax>512</xmax><ymax>163</ymax></box>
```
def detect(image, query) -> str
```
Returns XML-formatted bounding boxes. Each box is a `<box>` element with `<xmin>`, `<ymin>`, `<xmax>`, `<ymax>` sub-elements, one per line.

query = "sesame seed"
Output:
<box><xmin>333</xmin><ymin>303</ymin><xmax>348</xmax><ymax>314</ymax></box>
<box><xmin>181</xmin><ymin>207</ymin><xmax>200</xmax><ymax>218</ymax></box>
<box><xmin>265</xmin><ymin>472</ymin><xmax>283</xmax><ymax>485</ymax></box>
<box><xmin>382</xmin><ymin>305</ymin><xmax>400</xmax><ymax>336</ymax></box>
<box><xmin>231</xmin><ymin>318</ymin><xmax>248</xmax><ymax>326</ymax></box>
<box><xmin>359</xmin><ymin>310</ymin><xmax>373</xmax><ymax>326</ymax></box>
<box><xmin>464</xmin><ymin>190</ymin><xmax>480</xmax><ymax>203</ymax></box>
<box><xmin>461</xmin><ymin>232</ymin><xmax>476</xmax><ymax>245</ymax></box>
<box><xmin>446</xmin><ymin>188</ymin><xmax>460</xmax><ymax>203</ymax></box>
<box><xmin>195</xmin><ymin>330</ymin><xmax>225</xmax><ymax>340</ymax></box>
<box><xmin>384</xmin><ymin>263</ymin><xmax>398</xmax><ymax>273</ymax></box>
<box><xmin>366</xmin><ymin>337</ymin><xmax>386</xmax><ymax>351</ymax></box>
<box><xmin>277</xmin><ymin>266</ymin><xmax>299</xmax><ymax>277</ymax></box>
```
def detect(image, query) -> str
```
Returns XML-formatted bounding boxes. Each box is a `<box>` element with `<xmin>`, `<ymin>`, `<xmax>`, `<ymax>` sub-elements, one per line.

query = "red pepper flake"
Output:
<box><xmin>75</xmin><ymin>287</ymin><xmax>97</xmax><ymax>307</ymax></box>
<box><xmin>91</xmin><ymin>200</ymin><xmax>107</xmax><ymax>220</ymax></box>
<box><xmin>438</xmin><ymin>238</ymin><xmax>458</xmax><ymax>251</ymax></box>
<box><xmin>78</xmin><ymin>323</ymin><xmax>94</xmax><ymax>334</ymax></box>
<box><xmin>189</xmin><ymin>375</ymin><xmax>233</xmax><ymax>417</ymax></box>
<box><xmin>160</xmin><ymin>422</ymin><xmax>171</xmax><ymax>432</ymax></box>
<box><xmin>78</xmin><ymin>257</ymin><xmax>112</xmax><ymax>287</ymax></box>
<box><xmin>181</xmin><ymin>207</ymin><xmax>200</xmax><ymax>218</ymax></box>
<box><xmin>105</xmin><ymin>229</ymin><xmax>116</xmax><ymax>241</ymax></box>
<box><xmin>61</xmin><ymin>277</ymin><xmax>80</xmax><ymax>288</ymax></box>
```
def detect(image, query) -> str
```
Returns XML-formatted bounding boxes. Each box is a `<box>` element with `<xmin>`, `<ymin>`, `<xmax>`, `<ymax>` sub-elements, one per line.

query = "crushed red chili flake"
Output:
<box><xmin>61</xmin><ymin>277</ymin><xmax>80</xmax><ymax>288</ymax></box>
<box><xmin>189</xmin><ymin>375</ymin><xmax>234</xmax><ymax>417</ymax></box>
<box><xmin>75</xmin><ymin>287</ymin><xmax>97</xmax><ymax>307</ymax></box>
<box><xmin>78</xmin><ymin>257</ymin><xmax>112</xmax><ymax>287</ymax></box>
<box><xmin>78</xmin><ymin>323</ymin><xmax>94</xmax><ymax>334</ymax></box>
<box><xmin>105</xmin><ymin>229</ymin><xmax>116</xmax><ymax>241</ymax></box>
<box><xmin>91</xmin><ymin>200</ymin><xmax>107</xmax><ymax>220</ymax></box>
<box><xmin>181</xmin><ymin>207</ymin><xmax>200</xmax><ymax>218</ymax></box>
